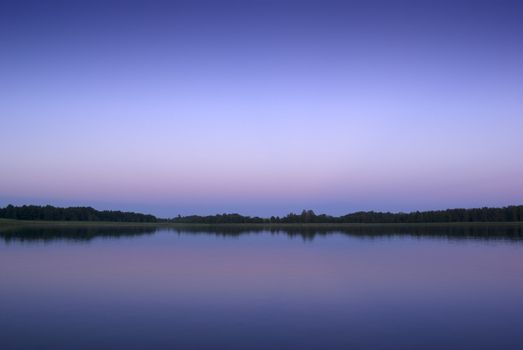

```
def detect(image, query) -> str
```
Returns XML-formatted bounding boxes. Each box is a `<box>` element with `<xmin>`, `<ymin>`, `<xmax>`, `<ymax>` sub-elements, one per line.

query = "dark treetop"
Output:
<box><xmin>2</xmin><ymin>204</ymin><xmax>522</xmax><ymax>224</ymax></box>
<box><xmin>170</xmin><ymin>206</ymin><xmax>523</xmax><ymax>224</ymax></box>
<box><xmin>0</xmin><ymin>205</ymin><xmax>156</xmax><ymax>222</ymax></box>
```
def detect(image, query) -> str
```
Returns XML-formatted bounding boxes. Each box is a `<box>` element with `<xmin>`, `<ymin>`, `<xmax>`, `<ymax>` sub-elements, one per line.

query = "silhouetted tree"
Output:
<box><xmin>0</xmin><ymin>205</ymin><xmax>156</xmax><ymax>222</ymax></box>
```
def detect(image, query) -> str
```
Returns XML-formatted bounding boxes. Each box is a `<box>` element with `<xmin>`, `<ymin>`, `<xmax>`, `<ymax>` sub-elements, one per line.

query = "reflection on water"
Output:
<box><xmin>0</xmin><ymin>225</ymin><xmax>158</xmax><ymax>243</ymax></box>
<box><xmin>1</xmin><ymin>223</ymin><xmax>523</xmax><ymax>243</ymax></box>
<box><xmin>1</xmin><ymin>224</ymin><xmax>523</xmax><ymax>349</ymax></box>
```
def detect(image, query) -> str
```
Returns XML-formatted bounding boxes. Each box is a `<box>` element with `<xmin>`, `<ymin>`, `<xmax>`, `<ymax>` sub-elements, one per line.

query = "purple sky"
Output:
<box><xmin>1</xmin><ymin>0</ymin><xmax>522</xmax><ymax>217</ymax></box>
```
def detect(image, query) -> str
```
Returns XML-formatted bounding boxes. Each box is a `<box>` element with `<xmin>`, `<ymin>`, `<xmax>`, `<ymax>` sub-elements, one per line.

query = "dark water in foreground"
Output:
<box><xmin>1</xmin><ymin>225</ymin><xmax>523</xmax><ymax>349</ymax></box>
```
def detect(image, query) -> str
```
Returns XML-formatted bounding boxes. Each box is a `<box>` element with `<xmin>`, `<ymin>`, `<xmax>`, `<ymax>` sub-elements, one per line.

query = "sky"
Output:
<box><xmin>1</xmin><ymin>0</ymin><xmax>522</xmax><ymax>217</ymax></box>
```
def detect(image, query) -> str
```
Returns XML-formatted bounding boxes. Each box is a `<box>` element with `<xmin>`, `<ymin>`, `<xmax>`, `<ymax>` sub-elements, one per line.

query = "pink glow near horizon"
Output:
<box><xmin>1</xmin><ymin>1</ymin><xmax>523</xmax><ymax>216</ymax></box>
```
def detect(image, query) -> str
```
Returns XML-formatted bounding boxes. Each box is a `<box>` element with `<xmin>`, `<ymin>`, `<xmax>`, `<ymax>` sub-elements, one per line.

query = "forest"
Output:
<box><xmin>0</xmin><ymin>205</ymin><xmax>156</xmax><ymax>222</ymax></box>
<box><xmin>1</xmin><ymin>204</ymin><xmax>522</xmax><ymax>224</ymax></box>
<box><xmin>170</xmin><ymin>206</ymin><xmax>523</xmax><ymax>224</ymax></box>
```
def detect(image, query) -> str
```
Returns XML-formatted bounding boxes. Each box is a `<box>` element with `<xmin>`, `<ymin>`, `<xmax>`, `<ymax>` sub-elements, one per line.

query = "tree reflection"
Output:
<box><xmin>2</xmin><ymin>223</ymin><xmax>523</xmax><ymax>243</ymax></box>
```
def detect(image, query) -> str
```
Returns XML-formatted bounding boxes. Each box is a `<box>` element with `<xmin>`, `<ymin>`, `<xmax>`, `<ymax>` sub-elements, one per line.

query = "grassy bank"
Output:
<box><xmin>2</xmin><ymin>218</ymin><xmax>523</xmax><ymax>229</ymax></box>
<box><xmin>0</xmin><ymin>218</ymin><xmax>161</xmax><ymax>228</ymax></box>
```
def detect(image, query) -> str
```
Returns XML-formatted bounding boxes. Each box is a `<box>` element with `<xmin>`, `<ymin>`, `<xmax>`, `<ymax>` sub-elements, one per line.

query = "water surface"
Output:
<box><xmin>1</xmin><ymin>225</ymin><xmax>523</xmax><ymax>349</ymax></box>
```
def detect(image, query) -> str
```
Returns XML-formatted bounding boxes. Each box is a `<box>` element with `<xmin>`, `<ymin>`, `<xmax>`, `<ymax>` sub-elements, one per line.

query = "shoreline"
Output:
<box><xmin>2</xmin><ymin>218</ymin><xmax>523</xmax><ymax>229</ymax></box>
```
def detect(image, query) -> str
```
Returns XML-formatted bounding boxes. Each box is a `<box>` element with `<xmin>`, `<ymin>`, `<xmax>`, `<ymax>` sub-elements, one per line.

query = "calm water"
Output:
<box><xmin>1</xmin><ymin>225</ymin><xmax>523</xmax><ymax>349</ymax></box>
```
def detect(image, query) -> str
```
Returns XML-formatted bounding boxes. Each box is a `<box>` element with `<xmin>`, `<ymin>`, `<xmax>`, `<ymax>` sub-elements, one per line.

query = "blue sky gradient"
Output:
<box><xmin>1</xmin><ymin>0</ymin><xmax>522</xmax><ymax>217</ymax></box>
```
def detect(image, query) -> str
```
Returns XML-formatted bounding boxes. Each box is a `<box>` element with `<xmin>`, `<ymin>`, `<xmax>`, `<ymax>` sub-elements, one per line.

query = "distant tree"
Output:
<box><xmin>1</xmin><ymin>204</ymin><xmax>523</xmax><ymax>224</ymax></box>
<box><xmin>0</xmin><ymin>205</ymin><xmax>156</xmax><ymax>222</ymax></box>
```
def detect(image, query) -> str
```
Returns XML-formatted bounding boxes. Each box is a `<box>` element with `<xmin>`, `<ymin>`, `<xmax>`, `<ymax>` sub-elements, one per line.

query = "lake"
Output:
<box><xmin>1</xmin><ymin>224</ymin><xmax>523</xmax><ymax>349</ymax></box>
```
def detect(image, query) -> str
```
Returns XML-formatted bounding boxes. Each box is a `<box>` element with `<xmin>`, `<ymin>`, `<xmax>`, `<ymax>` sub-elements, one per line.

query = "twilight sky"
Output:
<box><xmin>1</xmin><ymin>0</ymin><xmax>522</xmax><ymax>217</ymax></box>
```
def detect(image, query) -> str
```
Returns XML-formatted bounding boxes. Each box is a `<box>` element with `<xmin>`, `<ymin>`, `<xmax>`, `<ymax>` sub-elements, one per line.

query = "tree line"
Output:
<box><xmin>0</xmin><ymin>205</ymin><xmax>156</xmax><ymax>222</ymax></box>
<box><xmin>1</xmin><ymin>204</ymin><xmax>522</xmax><ymax>224</ymax></box>
<box><xmin>170</xmin><ymin>206</ymin><xmax>523</xmax><ymax>224</ymax></box>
